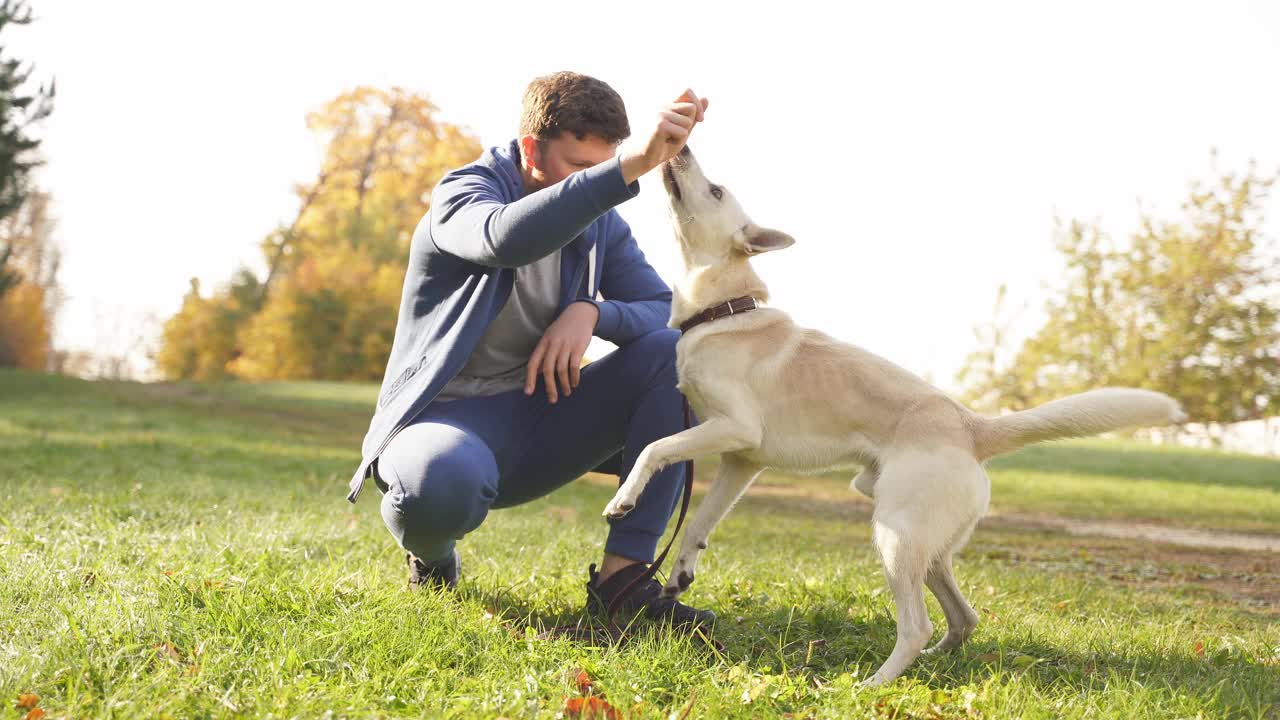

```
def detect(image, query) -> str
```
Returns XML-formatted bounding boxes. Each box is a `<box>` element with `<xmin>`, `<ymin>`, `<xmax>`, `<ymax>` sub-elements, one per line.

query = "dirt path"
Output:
<box><xmin>985</xmin><ymin>512</ymin><xmax>1280</xmax><ymax>553</ymax></box>
<box><xmin>581</xmin><ymin>473</ymin><xmax>1280</xmax><ymax>553</ymax></box>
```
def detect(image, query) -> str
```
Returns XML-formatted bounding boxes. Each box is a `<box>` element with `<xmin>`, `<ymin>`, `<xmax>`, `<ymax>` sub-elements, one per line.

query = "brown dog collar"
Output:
<box><xmin>679</xmin><ymin>295</ymin><xmax>759</xmax><ymax>334</ymax></box>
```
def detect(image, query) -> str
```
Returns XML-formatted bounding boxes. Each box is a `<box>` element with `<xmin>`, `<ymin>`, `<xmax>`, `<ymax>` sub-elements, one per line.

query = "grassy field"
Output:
<box><xmin>2</xmin><ymin>369</ymin><xmax>1277</xmax><ymax>718</ymax></box>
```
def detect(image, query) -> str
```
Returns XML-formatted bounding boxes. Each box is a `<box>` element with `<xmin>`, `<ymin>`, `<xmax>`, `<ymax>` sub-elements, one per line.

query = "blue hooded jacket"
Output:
<box><xmin>347</xmin><ymin>140</ymin><xmax>673</xmax><ymax>502</ymax></box>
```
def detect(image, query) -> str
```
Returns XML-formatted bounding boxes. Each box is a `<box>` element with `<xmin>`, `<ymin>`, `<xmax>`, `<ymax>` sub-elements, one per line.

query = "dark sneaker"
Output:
<box><xmin>584</xmin><ymin>562</ymin><xmax>716</xmax><ymax>628</ymax></box>
<box><xmin>407</xmin><ymin>551</ymin><xmax>459</xmax><ymax>590</ymax></box>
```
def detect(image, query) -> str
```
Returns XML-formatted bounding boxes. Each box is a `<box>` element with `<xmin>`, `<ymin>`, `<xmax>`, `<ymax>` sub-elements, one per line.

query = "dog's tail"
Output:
<box><xmin>973</xmin><ymin>388</ymin><xmax>1186</xmax><ymax>461</ymax></box>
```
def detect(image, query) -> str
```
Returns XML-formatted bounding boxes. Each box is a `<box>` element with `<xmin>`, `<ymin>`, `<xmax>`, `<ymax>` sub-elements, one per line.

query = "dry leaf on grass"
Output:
<box><xmin>563</xmin><ymin>696</ymin><xmax>620</xmax><ymax>719</ymax></box>
<box><xmin>156</xmin><ymin>642</ymin><xmax>181</xmax><ymax>663</ymax></box>
<box><xmin>16</xmin><ymin>694</ymin><xmax>39</xmax><ymax>710</ymax></box>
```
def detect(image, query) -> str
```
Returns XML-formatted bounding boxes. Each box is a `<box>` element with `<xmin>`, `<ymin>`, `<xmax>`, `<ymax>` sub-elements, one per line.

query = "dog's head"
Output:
<box><xmin>662</xmin><ymin>145</ymin><xmax>795</xmax><ymax>262</ymax></box>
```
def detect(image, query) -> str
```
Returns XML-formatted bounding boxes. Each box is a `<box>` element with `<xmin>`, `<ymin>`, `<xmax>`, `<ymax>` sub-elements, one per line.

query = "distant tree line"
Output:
<box><xmin>959</xmin><ymin>156</ymin><xmax>1279</xmax><ymax>424</ymax></box>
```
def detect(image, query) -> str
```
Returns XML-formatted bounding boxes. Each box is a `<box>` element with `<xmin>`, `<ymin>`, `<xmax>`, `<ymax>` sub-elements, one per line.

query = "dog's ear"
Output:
<box><xmin>743</xmin><ymin>227</ymin><xmax>796</xmax><ymax>255</ymax></box>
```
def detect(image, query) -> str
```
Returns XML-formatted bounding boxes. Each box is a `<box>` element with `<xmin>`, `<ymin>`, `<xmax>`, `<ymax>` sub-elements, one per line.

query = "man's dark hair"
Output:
<box><xmin>519</xmin><ymin>71</ymin><xmax>630</xmax><ymax>145</ymax></box>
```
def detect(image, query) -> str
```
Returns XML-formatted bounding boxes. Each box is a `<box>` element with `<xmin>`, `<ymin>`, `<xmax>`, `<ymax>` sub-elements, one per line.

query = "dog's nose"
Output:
<box><xmin>678</xmin><ymin>144</ymin><xmax>692</xmax><ymax>158</ymax></box>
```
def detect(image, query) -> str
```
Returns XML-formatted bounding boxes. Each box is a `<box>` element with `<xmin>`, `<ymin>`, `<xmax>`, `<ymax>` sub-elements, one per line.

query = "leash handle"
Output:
<box><xmin>606</xmin><ymin>396</ymin><xmax>695</xmax><ymax>619</ymax></box>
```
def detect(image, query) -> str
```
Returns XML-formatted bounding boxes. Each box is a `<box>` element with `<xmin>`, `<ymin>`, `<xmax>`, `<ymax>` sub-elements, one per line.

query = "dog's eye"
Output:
<box><xmin>710</xmin><ymin>185</ymin><xmax>723</xmax><ymax>200</ymax></box>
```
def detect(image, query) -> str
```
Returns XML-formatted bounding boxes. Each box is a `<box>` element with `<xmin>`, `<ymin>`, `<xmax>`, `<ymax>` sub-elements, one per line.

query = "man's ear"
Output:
<box><xmin>743</xmin><ymin>227</ymin><xmax>796</xmax><ymax>255</ymax></box>
<box><xmin>518</xmin><ymin>135</ymin><xmax>541</xmax><ymax>171</ymax></box>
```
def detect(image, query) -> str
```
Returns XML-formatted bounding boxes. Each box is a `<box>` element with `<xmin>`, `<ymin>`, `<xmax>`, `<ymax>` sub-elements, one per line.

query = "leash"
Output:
<box><xmin>535</xmin><ymin>396</ymin><xmax>721</xmax><ymax>652</ymax></box>
<box><xmin>537</xmin><ymin>298</ymin><xmax>759</xmax><ymax>649</ymax></box>
<box><xmin>604</xmin><ymin>395</ymin><xmax>696</xmax><ymax>619</ymax></box>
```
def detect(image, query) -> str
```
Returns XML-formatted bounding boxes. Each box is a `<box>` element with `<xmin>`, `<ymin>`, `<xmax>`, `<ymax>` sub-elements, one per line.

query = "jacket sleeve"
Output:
<box><xmin>428</xmin><ymin>155</ymin><xmax>639</xmax><ymax>268</ymax></box>
<box><xmin>582</xmin><ymin>211</ymin><xmax>673</xmax><ymax>344</ymax></box>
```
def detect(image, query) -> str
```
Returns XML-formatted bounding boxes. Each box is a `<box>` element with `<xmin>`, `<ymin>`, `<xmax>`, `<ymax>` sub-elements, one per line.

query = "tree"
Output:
<box><xmin>0</xmin><ymin>0</ymin><xmax>55</xmax><ymax>370</ymax></box>
<box><xmin>955</xmin><ymin>283</ymin><xmax>1024</xmax><ymax>413</ymax></box>
<box><xmin>0</xmin><ymin>188</ymin><xmax>59</xmax><ymax>369</ymax></box>
<box><xmin>958</xmin><ymin>157</ymin><xmax>1279</xmax><ymax>424</ymax></box>
<box><xmin>156</xmin><ymin>87</ymin><xmax>482</xmax><ymax>381</ymax></box>
<box><xmin>0</xmin><ymin>0</ymin><xmax>53</xmax><ymax>299</ymax></box>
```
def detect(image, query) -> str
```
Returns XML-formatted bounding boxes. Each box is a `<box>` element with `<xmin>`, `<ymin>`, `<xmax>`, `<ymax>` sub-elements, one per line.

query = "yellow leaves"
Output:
<box><xmin>158</xmin><ymin>86</ymin><xmax>482</xmax><ymax>382</ymax></box>
<box><xmin>0</xmin><ymin>280</ymin><xmax>48</xmax><ymax>370</ymax></box>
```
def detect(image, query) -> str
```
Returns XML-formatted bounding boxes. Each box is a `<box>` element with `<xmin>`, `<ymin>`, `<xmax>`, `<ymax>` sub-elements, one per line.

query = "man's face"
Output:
<box><xmin>523</xmin><ymin>132</ymin><xmax>617</xmax><ymax>188</ymax></box>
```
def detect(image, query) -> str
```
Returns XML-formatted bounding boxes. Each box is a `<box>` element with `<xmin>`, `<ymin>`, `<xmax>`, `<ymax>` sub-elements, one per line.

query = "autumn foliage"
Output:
<box><xmin>156</xmin><ymin>87</ymin><xmax>482</xmax><ymax>381</ymax></box>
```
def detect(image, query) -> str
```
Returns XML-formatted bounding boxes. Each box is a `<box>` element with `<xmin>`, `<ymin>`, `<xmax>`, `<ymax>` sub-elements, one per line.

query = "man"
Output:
<box><xmin>347</xmin><ymin>71</ymin><xmax>714</xmax><ymax>627</ymax></box>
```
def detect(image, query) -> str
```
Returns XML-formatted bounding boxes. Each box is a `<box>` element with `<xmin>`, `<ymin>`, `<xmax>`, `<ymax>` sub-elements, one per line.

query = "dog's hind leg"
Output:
<box><xmin>922</xmin><ymin>550</ymin><xmax>980</xmax><ymax>654</ymax></box>
<box><xmin>923</xmin><ymin>463</ymin><xmax>987</xmax><ymax>653</ymax></box>
<box><xmin>861</xmin><ymin>448</ymin><xmax>983</xmax><ymax>687</ymax></box>
<box><xmin>660</xmin><ymin>453</ymin><xmax>764</xmax><ymax>600</ymax></box>
<box><xmin>863</xmin><ymin>505</ymin><xmax>934</xmax><ymax>687</ymax></box>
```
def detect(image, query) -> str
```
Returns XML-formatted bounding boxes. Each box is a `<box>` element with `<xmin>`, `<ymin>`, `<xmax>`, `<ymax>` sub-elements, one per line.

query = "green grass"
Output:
<box><xmin>2</xmin><ymin>369</ymin><xmax>1277</xmax><ymax>718</ymax></box>
<box><xmin>718</xmin><ymin>437</ymin><xmax>1280</xmax><ymax>538</ymax></box>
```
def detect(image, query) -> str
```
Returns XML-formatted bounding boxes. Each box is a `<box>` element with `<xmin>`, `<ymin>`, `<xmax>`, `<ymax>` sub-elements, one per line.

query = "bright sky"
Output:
<box><xmin>12</xmin><ymin>1</ymin><xmax>1280</xmax><ymax>389</ymax></box>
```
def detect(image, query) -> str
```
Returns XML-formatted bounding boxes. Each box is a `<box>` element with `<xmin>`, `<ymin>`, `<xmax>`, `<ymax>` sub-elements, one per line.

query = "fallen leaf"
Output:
<box><xmin>25</xmin><ymin>709</ymin><xmax>45</xmax><ymax>720</ymax></box>
<box><xmin>1054</xmin><ymin>599</ymin><xmax>1073</xmax><ymax>610</ymax></box>
<box><xmin>563</xmin><ymin>695</ymin><xmax>619</xmax><ymax>719</ymax></box>
<box><xmin>156</xmin><ymin>642</ymin><xmax>181</xmax><ymax>663</ymax></box>
<box><xmin>48</xmin><ymin>487</ymin><xmax>64</xmax><ymax>496</ymax></box>
<box><xmin>976</xmin><ymin>652</ymin><xmax>1001</xmax><ymax>664</ymax></box>
<box><xmin>1194</xmin><ymin>641</ymin><xmax>1205</xmax><ymax>658</ymax></box>
<box><xmin>574</xmin><ymin>668</ymin><xmax>594</xmax><ymax>695</ymax></box>
<box><xmin>16</xmin><ymin>694</ymin><xmax>39</xmax><ymax>710</ymax></box>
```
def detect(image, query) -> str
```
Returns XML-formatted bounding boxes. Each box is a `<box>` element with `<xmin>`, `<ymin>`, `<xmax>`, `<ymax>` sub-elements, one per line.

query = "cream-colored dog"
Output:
<box><xmin>602</xmin><ymin>145</ymin><xmax>1187</xmax><ymax>686</ymax></box>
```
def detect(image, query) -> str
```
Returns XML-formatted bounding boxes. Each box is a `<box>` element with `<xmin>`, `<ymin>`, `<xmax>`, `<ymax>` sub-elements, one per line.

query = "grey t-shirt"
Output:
<box><xmin>433</xmin><ymin>248</ymin><xmax>562</xmax><ymax>402</ymax></box>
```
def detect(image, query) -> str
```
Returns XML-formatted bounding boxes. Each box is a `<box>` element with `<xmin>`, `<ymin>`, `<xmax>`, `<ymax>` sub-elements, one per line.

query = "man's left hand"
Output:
<box><xmin>525</xmin><ymin>301</ymin><xmax>599</xmax><ymax>403</ymax></box>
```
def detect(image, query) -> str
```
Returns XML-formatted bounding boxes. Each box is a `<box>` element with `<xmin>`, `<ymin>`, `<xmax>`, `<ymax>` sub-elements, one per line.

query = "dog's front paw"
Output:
<box><xmin>660</xmin><ymin>569</ymin><xmax>695</xmax><ymax>600</ymax></box>
<box><xmin>602</xmin><ymin>491</ymin><xmax>637</xmax><ymax>519</ymax></box>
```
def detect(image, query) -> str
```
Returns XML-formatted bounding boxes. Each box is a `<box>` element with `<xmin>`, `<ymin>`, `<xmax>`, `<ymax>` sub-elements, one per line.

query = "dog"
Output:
<box><xmin>602</xmin><ymin>145</ymin><xmax>1187</xmax><ymax>686</ymax></box>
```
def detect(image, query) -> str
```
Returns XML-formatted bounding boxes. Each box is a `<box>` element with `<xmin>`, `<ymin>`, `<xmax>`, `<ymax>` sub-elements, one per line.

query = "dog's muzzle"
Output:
<box><xmin>662</xmin><ymin>162</ymin><xmax>682</xmax><ymax>201</ymax></box>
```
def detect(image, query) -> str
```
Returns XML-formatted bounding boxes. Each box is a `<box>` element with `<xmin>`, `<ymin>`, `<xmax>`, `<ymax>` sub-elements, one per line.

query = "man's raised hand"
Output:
<box><xmin>620</xmin><ymin>89</ymin><xmax>710</xmax><ymax>184</ymax></box>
